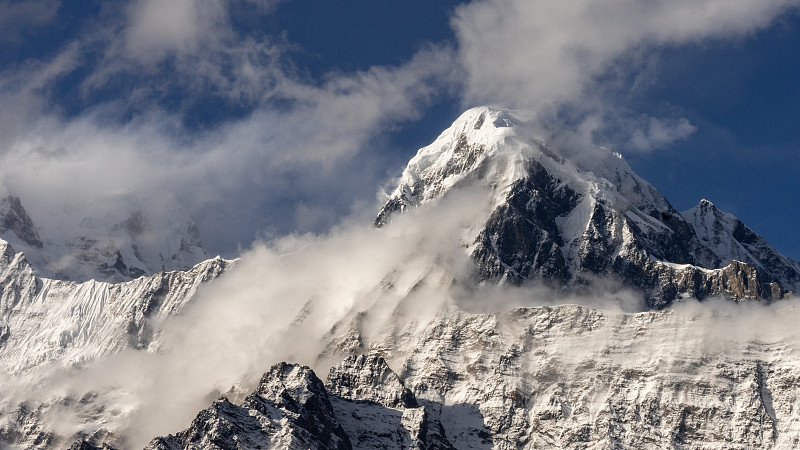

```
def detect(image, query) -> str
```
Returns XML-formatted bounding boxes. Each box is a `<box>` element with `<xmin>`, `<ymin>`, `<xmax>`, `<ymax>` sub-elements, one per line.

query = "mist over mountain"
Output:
<box><xmin>2</xmin><ymin>107</ymin><xmax>800</xmax><ymax>449</ymax></box>
<box><xmin>0</xmin><ymin>188</ymin><xmax>206</xmax><ymax>283</ymax></box>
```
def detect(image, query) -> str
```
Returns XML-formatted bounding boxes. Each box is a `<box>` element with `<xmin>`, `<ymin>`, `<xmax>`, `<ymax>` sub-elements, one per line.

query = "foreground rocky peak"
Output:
<box><xmin>377</xmin><ymin>107</ymin><xmax>800</xmax><ymax>306</ymax></box>
<box><xmin>142</xmin><ymin>356</ymin><xmax>453</xmax><ymax>450</ymax></box>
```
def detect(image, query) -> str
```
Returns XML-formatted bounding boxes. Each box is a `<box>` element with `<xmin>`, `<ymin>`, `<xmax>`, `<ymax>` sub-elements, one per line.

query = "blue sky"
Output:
<box><xmin>0</xmin><ymin>0</ymin><xmax>798</xmax><ymax>259</ymax></box>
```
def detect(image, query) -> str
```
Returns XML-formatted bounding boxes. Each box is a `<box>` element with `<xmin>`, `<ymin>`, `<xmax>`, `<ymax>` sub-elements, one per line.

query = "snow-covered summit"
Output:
<box><xmin>377</xmin><ymin>106</ymin><xmax>671</xmax><ymax>226</ymax></box>
<box><xmin>375</xmin><ymin>106</ymin><xmax>528</xmax><ymax>224</ymax></box>
<box><xmin>378</xmin><ymin>106</ymin><xmax>800</xmax><ymax>306</ymax></box>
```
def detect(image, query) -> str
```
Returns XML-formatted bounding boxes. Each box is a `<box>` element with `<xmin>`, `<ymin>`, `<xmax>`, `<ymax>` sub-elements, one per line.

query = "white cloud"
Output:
<box><xmin>452</xmin><ymin>0</ymin><xmax>800</xmax><ymax>111</ymax></box>
<box><xmin>124</xmin><ymin>0</ymin><xmax>229</xmax><ymax>62</ymax></box>
<box><xmin>625</xmin><ymin>116</ymin><xmax>697</xmax><ymax>153</ymax></box>
<box><xmin>0</xmin><ymin>41</ymin><xmax>455</xmax><ymax>255</ymax></box>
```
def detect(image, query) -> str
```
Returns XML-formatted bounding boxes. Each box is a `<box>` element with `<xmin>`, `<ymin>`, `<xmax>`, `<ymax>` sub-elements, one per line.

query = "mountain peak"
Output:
<box><xmin>377</xmin><ymin>107</ymin><xmax>800</xmax><ymax>306</ymax></box>
<box><xmin>0</xmin><ymin>195</ymin><xmax>43</xmax><ymax>249</ymax></box>
<box><xmin>452</xmin><ymin>105</ymin><xmax>523</xmax><ymax>131</ymax></box>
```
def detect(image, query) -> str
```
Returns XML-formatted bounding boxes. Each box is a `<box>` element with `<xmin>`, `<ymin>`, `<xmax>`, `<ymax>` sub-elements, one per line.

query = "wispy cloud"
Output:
<box><xmin>0</xmin><ymin>32</ymin><xmax>454</xmax><ymax>254</ymax></box>
<box><xmin>453</xmin><ymin>0</ymin><xmax>800</xmax><ymax>110</ymax></box>
<box><xmin>0</xmin><ymin>0</ymin><xmax>61</xmax><ymax>45</ymax></box>
<box><xmin>451</xmin><ymin>0</ymin><xmax>800</xmax><ymax>152</ymax></box>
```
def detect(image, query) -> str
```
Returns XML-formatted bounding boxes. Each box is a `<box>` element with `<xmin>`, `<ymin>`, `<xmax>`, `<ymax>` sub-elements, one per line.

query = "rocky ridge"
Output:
<box><xmin>138</xmin><ymin>355</ymin><xmax>453</xmax><ymax>450</ymax></box>
<box><xmin>0</xmin><ymin>238</ymin><xmax>232</xmax><ymax>375</ymax></box>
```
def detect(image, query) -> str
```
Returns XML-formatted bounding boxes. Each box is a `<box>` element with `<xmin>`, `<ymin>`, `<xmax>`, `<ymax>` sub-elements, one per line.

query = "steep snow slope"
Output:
<box><xmin>378</xmin><ymin>106</ymin><xmax>800</xmax><ymax>306</ymax></box>
<box><xmin>0</xmin><ymin>237</ymin><xmax>231</xmax><ymax>374</ymax></box>
<box><xmin>0</xmin><ymin>236</ymin><xmax>233</xmax><ymax>448</ymax></box>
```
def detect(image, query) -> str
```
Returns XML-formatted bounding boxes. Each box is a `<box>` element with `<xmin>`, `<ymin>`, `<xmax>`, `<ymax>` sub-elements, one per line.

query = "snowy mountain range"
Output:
<box><xmin>0</xmin><ymin>190</ymin><xmax>206</xmax><ymax>283</ymax></box>
<box><xmin>3</xmin><ymin>107</ymin><xmax>800</xmax><ymax>450</ymax></box>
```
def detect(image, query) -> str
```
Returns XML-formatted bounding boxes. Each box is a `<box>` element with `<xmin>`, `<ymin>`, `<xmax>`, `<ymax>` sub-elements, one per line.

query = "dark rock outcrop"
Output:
<box><xmin>146</xmin><ymin>357</ymin><xmax>457</xmax><ymax>450</ymax></box>
<box><xmin>146</xmin><ymin>363</ymin><xmax>351</xmax><ymax>450</ymax></box>
<box><xmin>0</xmin><ymin>196</ymin><xmax>43</xmax><ymax>249</ymax></box>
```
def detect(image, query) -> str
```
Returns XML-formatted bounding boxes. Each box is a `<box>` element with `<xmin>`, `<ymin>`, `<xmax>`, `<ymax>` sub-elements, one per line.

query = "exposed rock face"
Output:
<box><xmin>0</xmin><ymin>196</ymin><xmax>43</xmax><ymax>249</ymax></box>
<box><xmin>145</xmin><ymin>358</ymin><xmax>455</xmax><ymax>450</ymax></box>
<box><xmin>326</xmin><ymin>354</ymin><xmax>417</xmax><ymax>409</ymax></box>
<box><xmin>326</xmin><ymin>355</ymin><xmax>454</xmax><ymax>450</ymax></box>
<box><xmin>0</xmin><ymin>403</ymin><xmax>55</xmax><ymax>450</ymax></box>
<box><xmin>377</xmin><ymin>107</ymin><xmax>800</xmax><ymax>306</ymax></box>
<box><xmin>473</xmin><ymin>159</ymin><xmax>579</xmax><ymax>284</ymax></box>
<box><xmin>69</xmin><ymin>441</ymin><xmax>116</xmax><ymax>450</ymax></box>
